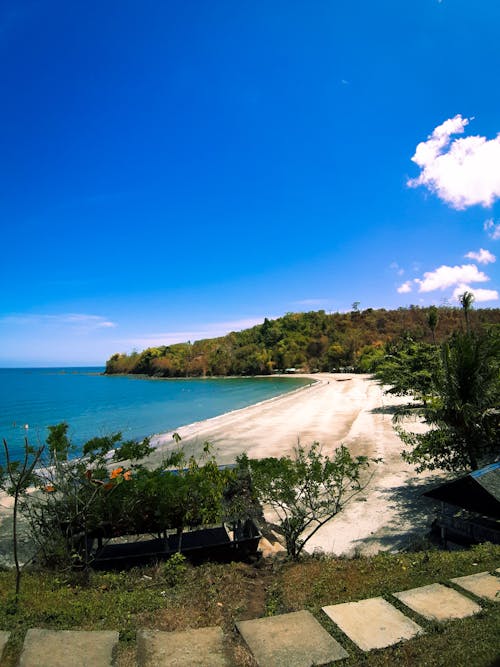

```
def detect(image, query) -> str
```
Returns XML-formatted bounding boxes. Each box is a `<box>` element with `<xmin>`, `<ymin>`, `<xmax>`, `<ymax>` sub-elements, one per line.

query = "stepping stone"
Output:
<box><xmin>236</xmin><ymin>610</ymin><xmax>348</xmax><ymax>666</ymax></box>
<box><xmin>137</xmin><ymin>627</ymin><xmax>229</xmax><ymax>666</ymax></box>
<box><xmin>393</xmin><ymin>583</ymin><xmax>481</xmax><ymax>622</ymax></box>
<box><xmin>19</xmin><ymin>629</ymin><xmax>118</xmax><ymax>667</ymax></box>
<box><xmin>322</xmin><ymin>597</ymin><xmax>424</xmax><ymax>651</ymax></box>
<box><xmin>0</xmin><ymin>632</ymin><xmax>10</xmax><ymax>661</ymax></box>
<box><xmin>451</xmin><ymin>572</ymin><xmax>500</xmax><ymax>602</ymax></box>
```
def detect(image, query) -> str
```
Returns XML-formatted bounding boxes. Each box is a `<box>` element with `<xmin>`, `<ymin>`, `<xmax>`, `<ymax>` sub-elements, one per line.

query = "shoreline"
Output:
<box><xmin>1</xmin><ymin>373</ymin><xmax>442</xmax><ymax>559</ymax></box>
<box><xmin>149</xmin><ymin>374</ymin><xmax>322</xmax><ymax>454</ymax></box>
<box><xmin>146</xmin><ymin>372</ymin><xmax>440</xmax><ymax>556</ymax></box>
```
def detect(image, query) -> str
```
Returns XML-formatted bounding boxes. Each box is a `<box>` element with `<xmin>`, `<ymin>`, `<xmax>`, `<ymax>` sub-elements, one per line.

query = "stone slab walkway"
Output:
<box><xmin>18</xmin><ymin>628</ymin><xmax>119</xmax><ymax>667</ymax></box>
<box><xmin>237</xmin><ymin>610</ymin><xmax>348</xmax><ymax>666</ymax></box>
<box><xmin>451</xmin><ymin>571</ymin><xmax>500</xmax><ymax>602</ymax></box>
<box><xmin>393</xmin><ymin>583</ymin><xmax>482</xmax><ymax>621</ymax></box>
<box><xmin>322</xmin><ymin>596</ymin><xmax>424</xmax><ymax>651</ymax></box>
<box><xmin>137</xmin><ymin>627</ymin><xmax>229</xmax><ymax>667</ymax></box>
<box><xmin>5</xmin><ymin>567</ymin><xmax>499</xmax><ymax>665</ymax></box>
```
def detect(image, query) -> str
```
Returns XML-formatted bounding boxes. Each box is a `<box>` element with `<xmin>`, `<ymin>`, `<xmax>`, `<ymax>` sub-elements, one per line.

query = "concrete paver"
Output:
<box><xmin>322</xmin><ymin>596</ymin><xmax>424</xmax><ymax>651</ymax></box>
<box><xmin>451</xmin><ymin>572</ymin><xmax>500</xmax><ymax>602</ymax></box>
<box><xmin>0</xmin><ymin>632</ymin><xmax>10</xmax><ymax>662</ymax></box>
<box><xmin>18</xmin><ymin>629</ymin><xmax>118</xmax><ymax>667</ymax></box>
<box><xmin>137</xmin><ymin>627</ymin><xmax>230</xmax><ymax>666</ymax></box>
<box><xmin>236</xmin><ymin>610</ymin><xmax>348</xmax><ymax>667</ymax></box>
<box><xmin>393</xmin><ymin>583</ymin><xmax>481</xmax><ymax>622</ymax></box>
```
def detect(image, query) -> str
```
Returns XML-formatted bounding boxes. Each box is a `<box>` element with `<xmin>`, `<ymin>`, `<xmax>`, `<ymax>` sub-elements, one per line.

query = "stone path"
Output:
<box><xmin>322</xmin><ymin>597</ymin><xmax>423</xmax><ymax>651</ymax></box>
<box><xmin>393</xmin><ymin>582</ymin><xmax>482</xmax><ymax>622</ymax></box>
<box><xmin>2</xmin><ymin>567</ymin><xmax>498</xmax><ymax>666</ymax></box>
<box><xmin>18</xmin><ymin>629</ymin><xmax>119</xmax><ymax>667</ymax></box>
<box><xmin>451</xmin><ymin>571</ymin><xmax>500</xmax><ymax>602</ymax></box>
<box><xmin>136</xmin><ymin>627</ymin><xmax>229</xmax><ymax>667</ymax></box>
<box><xmin>236</xmin><ymin>610</ymin><xmax>348</xmax><ymax>667</ymax></box>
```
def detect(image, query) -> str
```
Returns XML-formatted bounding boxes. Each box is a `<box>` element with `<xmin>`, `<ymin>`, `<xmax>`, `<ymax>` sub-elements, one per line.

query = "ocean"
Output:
<box><xmin>0</xmin><ymin>368</ymin><xmax>310</xmax><ymax>462</ymax></box>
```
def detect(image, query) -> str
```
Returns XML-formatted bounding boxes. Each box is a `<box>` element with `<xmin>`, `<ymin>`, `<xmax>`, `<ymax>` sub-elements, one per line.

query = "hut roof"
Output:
<box><xmin>423</xmin><ymin>462</ymin><xmax>500</xmax><ymax>519</ymax></box>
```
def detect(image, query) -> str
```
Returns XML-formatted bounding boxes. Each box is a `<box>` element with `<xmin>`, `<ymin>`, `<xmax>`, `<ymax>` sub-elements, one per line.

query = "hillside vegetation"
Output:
<box><xmin>105</xmin><ymin>306</ymin><xmax>500</xmax><ymax>377</ymax></box>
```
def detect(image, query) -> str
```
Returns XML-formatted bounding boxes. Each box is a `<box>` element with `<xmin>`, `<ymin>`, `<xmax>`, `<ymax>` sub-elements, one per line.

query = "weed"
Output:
<box><xmin>161</xmin><ymin>553</ymin><xmax>188</xmax><ymax>587</ymax></box>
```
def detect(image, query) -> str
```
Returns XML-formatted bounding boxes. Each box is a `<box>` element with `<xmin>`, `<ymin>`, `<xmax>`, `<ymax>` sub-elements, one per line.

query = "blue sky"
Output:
<box><xmin>1</xmin><ymin>0</ymin><xmax>500</xmax><ymax>366</ymax></box>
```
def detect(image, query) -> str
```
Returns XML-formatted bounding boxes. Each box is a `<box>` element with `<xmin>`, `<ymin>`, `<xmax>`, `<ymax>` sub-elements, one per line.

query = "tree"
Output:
<box><xmin>427</xmin><ymin>306</ymin><xmax>439</xmax><ymax>345</ymax></box>
<box><xmin>397</xmin><ymin>329</ymin><xmax>500</xmax><ymax>472</ymax></box>
<box><xmin>0</xmin><ymin>438</ymin><xmax>44</xmax><ymax>607</ymax></box>
<box><xmin>459</xmin><ymin>291</ymin><xmax>475</xmax><ymax>332</ymax></box>
<box><xmin>245</xmin><ymin>443</ymin><xmax>374</xmax><ymax>559</ymax></box>
<box><xmin>374</xmin><ymin>338</ymin><xmax>440</xmax><ymax>402</ymax></box>
<box><xmin>46</xmin><ymin>422</ymin><xmax>72</xmax><ymax>461</ymax></box>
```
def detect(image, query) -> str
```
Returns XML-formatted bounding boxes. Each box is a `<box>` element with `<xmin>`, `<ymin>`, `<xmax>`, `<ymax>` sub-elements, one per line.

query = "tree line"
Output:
<box><xmin>105</xmin><ymin>305</ymin><xmax>500</xmax><ymax>377</ymax></box>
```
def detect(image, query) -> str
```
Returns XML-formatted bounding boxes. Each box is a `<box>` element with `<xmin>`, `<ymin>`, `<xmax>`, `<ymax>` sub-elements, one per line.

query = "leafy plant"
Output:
<box><xmin>247</xmin><ymin>442</ymin><xmax>376</xmax><ymax>559</ymax></box>
<box><xmin>0</xmin><ymin>438</ymin><xmax>44</xmax><ymax>607</ymax></box>
<box><xmin>398</xmin><ymin>328</ymin><xmax>500</xmax><ymax>471</ymax></box>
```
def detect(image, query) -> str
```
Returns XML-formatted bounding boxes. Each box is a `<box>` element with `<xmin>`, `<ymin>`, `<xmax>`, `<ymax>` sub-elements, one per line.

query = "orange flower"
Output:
<box><xmin>44</xmin><ymin>484</ymin><xmax>55</xmax><ymax>493</ymax></box>
<box><xmin>123</xmin><ymin>470</ymin><xmax>132</xmax><ymax>481</ymax></box>
<box><xmin>103</xmin><ymin>482</ymin><xmax>114</xmax><ymax>491</ymax></box>
<box><xmin>110</xmin><ymin>467</ymin><xmax>123</xmax><ymax>479</ymax></box>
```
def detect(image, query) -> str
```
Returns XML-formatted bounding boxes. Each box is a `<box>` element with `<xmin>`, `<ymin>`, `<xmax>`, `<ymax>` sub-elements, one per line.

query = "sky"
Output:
<box><xmin>1</xmin><ymin>0</ymin><xmax>500</xmax><ymax>366</ymax></box>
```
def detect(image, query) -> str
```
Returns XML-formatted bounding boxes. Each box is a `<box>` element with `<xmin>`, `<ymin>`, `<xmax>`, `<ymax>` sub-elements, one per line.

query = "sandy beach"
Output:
<box><xmin>149</xmin><ymin>373</ymin><xmax>442</xmax><ymax>556</ymax></box>
<box><xmin>0</xmin><ymin>373</ymin><xmax>443</xmax><ymax>563</ymax></box>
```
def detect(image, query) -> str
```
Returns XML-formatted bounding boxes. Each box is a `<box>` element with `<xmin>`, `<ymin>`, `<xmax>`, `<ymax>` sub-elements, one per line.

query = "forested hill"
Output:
<box><xmin>105</xmin><ymin>306</ymin><xmax>500</xmax><ymax>377</ymax></box>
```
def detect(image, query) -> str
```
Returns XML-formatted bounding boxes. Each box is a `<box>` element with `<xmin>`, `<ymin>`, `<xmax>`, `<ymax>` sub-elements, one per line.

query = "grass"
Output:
<box><xmin>0</xmin><ymin>543</ymin><xmax>498</xmax><ymax>666</ymax></box>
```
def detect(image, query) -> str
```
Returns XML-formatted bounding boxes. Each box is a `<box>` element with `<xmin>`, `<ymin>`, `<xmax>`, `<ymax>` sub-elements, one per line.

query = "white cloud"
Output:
<box><xmin>390</xmin><ymin>262</ymin><xmax>405</xmax><ymax>276</ymax></box>
<box><xmin>294</xmin><ymin>299</ymin><xmax>331</xmax><ymax>307</ymax></box>
<box><xmin>464</xmin><ymin>248</ymin><xmax>496</xmax><ymax>264</ymax></box>
<box><xmin>415</xmin><ymin>264</ymin><xmax>489</xmax><ymax>292</ymax></box>
<box><xmin>484</xmin><ymin>218</ymin><xmax>500</xmax><ymax>240</ymax></box>
<box><xmin>115</xmin><ymin>317</ymin><xmax>271</xmax><ymax>350</ymax></box>
<box><xmin>408</xmin><ymin>115</ymin><xmax>500</xmax><ymax>209</ymax></box>
<box><xmin>452</xmin><ymin>284</ymin><xmax>499</xmax><ymax>302</ymax></box>
<box><xmin>397</xmin><ymin>281</ymin><xmax>412</xmax><ymax>294</ymax></box>
<box><xmin>0</xmin><ymin>313</ymin><xmax>116</xmax><ymax>330</ymax></box>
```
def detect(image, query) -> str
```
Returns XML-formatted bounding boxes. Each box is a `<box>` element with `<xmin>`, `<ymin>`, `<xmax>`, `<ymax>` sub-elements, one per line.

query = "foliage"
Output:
<box><xmin>105</xmin><ymin>306</ymin><xmax>500</xmax><ymax>377</ymax></box>
<box><xmin>398</xmin><ymin>328</ymin><xmax>500</xmax><ymax>471</ymax></box>
<box><xmin>161</xmin><ymin>552</ymin><xmax>187</xmax><ymax>586</ymax></box>
<box><xmin>373</xmin><ymin>337</ymin><xmax>441</xmax><ymax>400</ymax></box>
<box><xmin>46</xmin><ymin>422</ymin><xmax>72</xmax><ymax>461</ymax></box>
<box><xmin>21</xmin><ymin>427</ymin><xmax>241</xmax><ymax>568</ymax></box>
<box><xmin>246</xmin><ymin>443</ymin><xmax>374</xmax><ymax>559</ymax></box>
<box><xmin>0</xmin><ymin>439</ymin><xmax>44</xmax><ymax>606</ymax></box>
<box><xmin>459</xmin><ymin>290</ymin><xmax>475</xmax><ymax>331</ymax></box>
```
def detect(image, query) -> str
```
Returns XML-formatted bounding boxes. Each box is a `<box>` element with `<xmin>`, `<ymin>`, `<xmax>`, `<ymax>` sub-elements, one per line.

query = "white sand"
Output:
<box><xmin>149</xmin><ymin>373</ymin><xmax>442</xmax><ymax>556</ymax></box>
<box><xmin>0</xmin><ymin>373</ymin><xmax>443</xmax><ymax>559</ymax></box>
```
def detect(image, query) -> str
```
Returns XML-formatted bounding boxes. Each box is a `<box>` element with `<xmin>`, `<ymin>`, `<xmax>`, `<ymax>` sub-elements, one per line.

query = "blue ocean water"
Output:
<box><xmin>0</xmin><ymin>368</ymin><xmax>310</xmax><ymax>461</ymax></box>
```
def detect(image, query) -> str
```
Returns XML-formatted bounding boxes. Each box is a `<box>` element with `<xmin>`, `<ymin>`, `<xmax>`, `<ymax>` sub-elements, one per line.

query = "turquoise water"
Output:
<box><xmin>0</xmin><ymin>368</ymin><xmax>310</xmax><ymax>461</ymax></box>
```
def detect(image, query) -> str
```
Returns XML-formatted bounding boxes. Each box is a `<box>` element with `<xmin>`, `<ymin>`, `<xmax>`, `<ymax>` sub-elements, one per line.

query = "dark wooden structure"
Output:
<box><xmin>424</xmin><ymin>462</ymin><xmax>500</xmax><ymax>546</ymax></box>
<box><xmin>87</xmin><ymin>519</ymin><xmax>261</xmax><ymax>569</ymax></box>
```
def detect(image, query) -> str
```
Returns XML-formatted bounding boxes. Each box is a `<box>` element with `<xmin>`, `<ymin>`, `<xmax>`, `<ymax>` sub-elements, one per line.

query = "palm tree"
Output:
<box><xmin>399</xmin><ymin>328</ymin><xmax>499</xmax><ymax>472</ymax></box>
<box><xmin>427</xmin><ymin>305</ymin><xmax>439</xmax><ymax>345</ymax></box>
<box><xmin>459</xmin><ymin>291</ymin><xmax>475</xmax><ymax>332</ymax></box>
